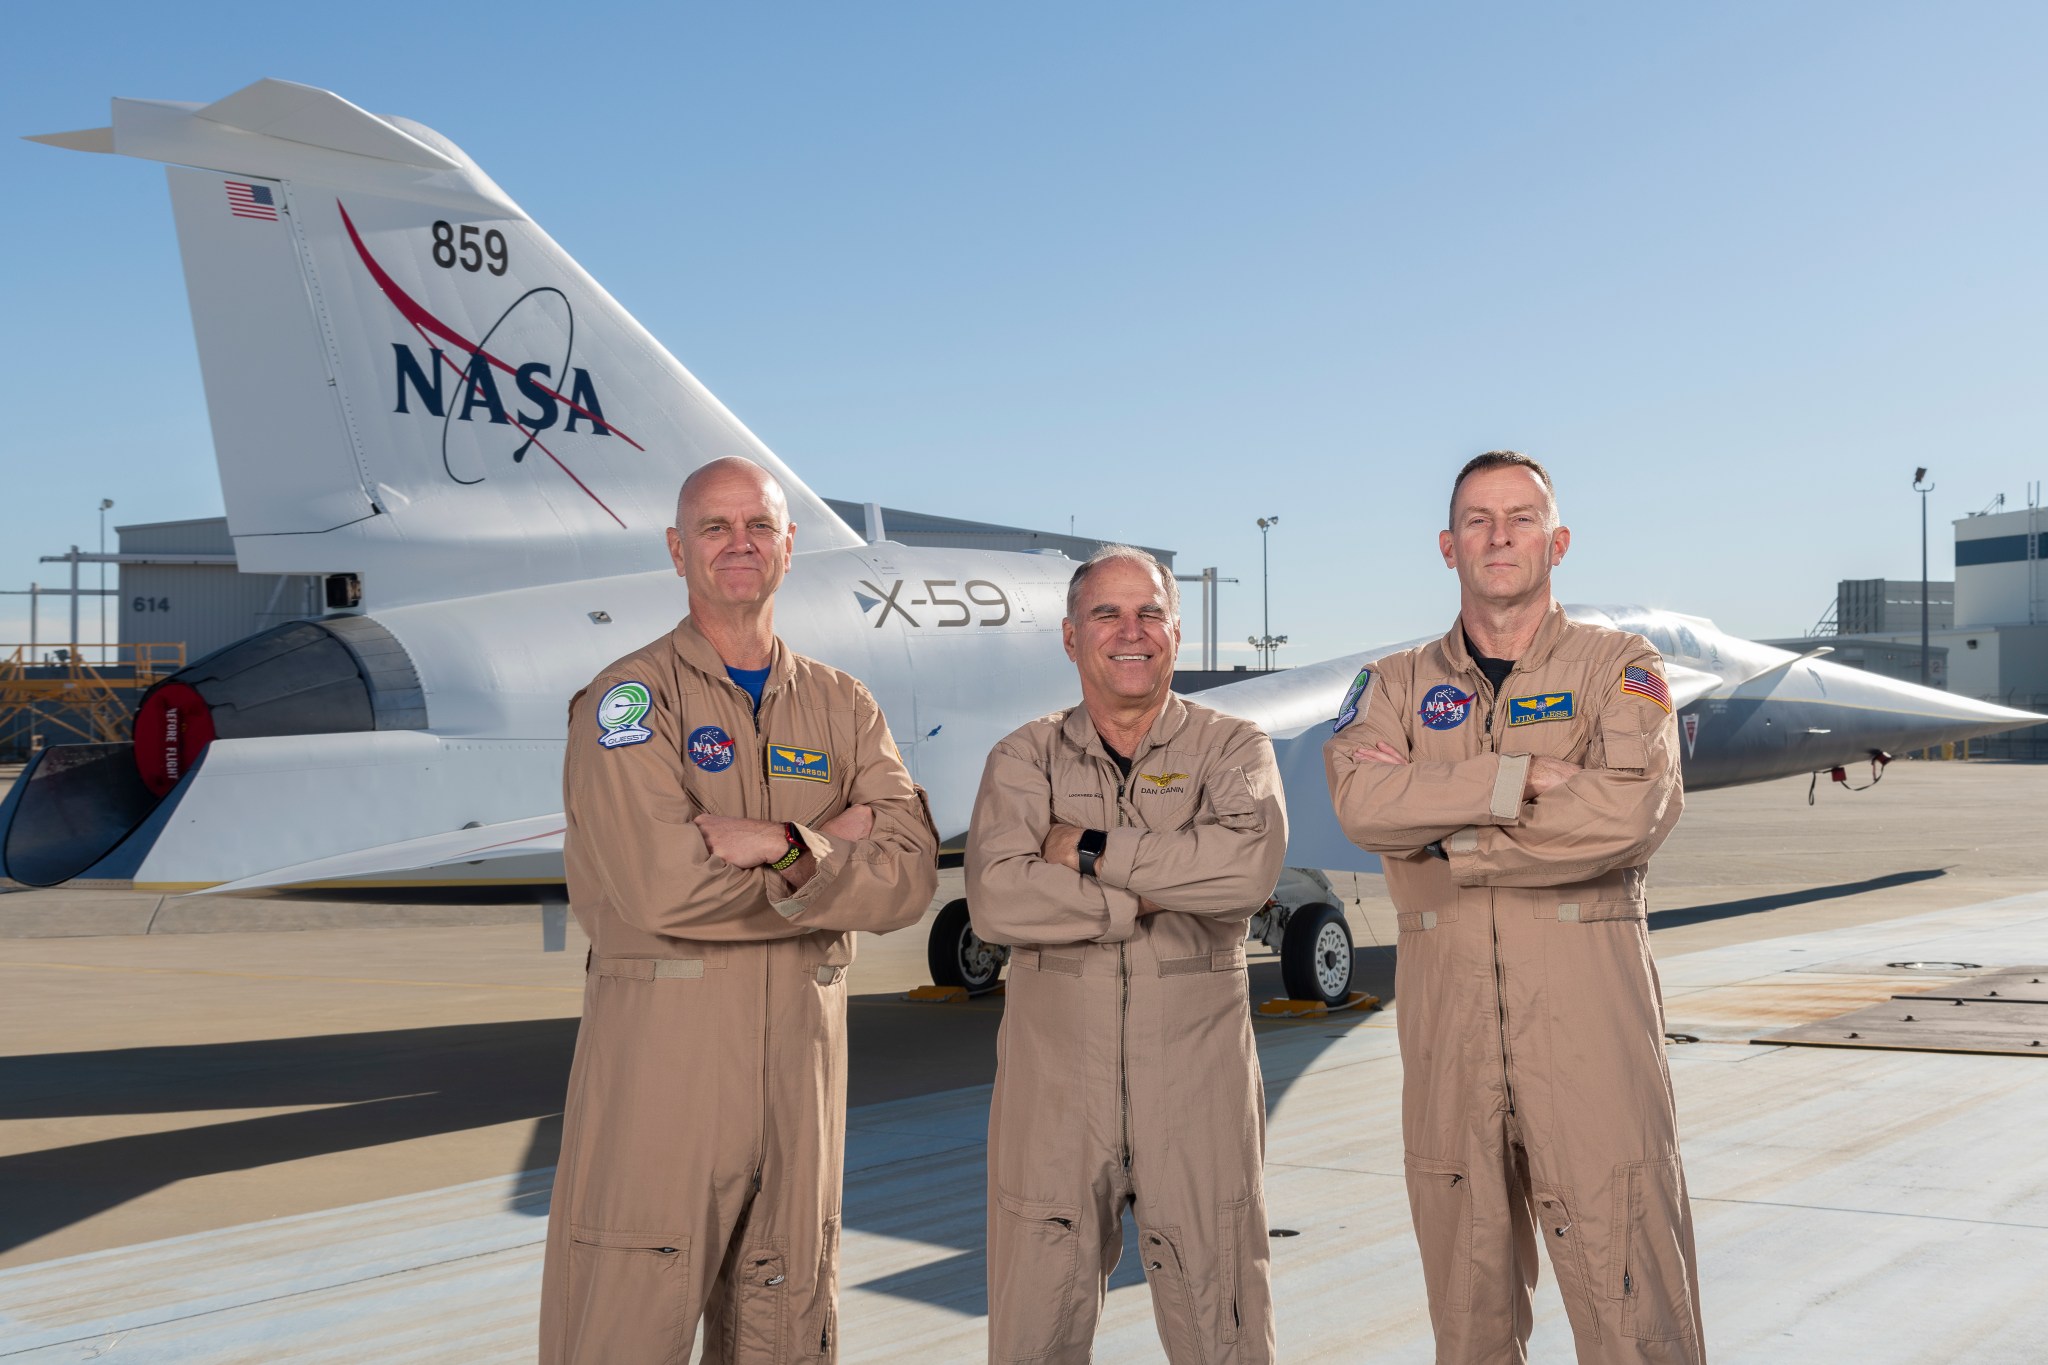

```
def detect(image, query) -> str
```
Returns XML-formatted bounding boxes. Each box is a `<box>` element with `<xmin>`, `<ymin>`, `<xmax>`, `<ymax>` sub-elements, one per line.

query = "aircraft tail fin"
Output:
<box><xmin>29</xmin><ymin>79</ymin><xmax>860</xmax><ymax>605</ymax></box>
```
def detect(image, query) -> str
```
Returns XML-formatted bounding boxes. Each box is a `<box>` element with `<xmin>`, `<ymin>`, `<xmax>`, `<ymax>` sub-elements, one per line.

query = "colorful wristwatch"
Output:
<box><xmin>769</xmin><ymin>823</ymin><xmax>805</xmax><ymax>872</ymax></box>
<box><xmin>1076</xmin><ymin>828</ymin><xmax>1108</xmax><ymax>878</ymax></box>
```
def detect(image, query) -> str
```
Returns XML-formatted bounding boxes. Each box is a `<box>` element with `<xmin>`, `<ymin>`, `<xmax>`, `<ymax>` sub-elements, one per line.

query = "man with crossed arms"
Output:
<box><xmin>1325</xmin><ymin>451</ymin><xmax>1704</xmax><ymax>1364</ymax></box>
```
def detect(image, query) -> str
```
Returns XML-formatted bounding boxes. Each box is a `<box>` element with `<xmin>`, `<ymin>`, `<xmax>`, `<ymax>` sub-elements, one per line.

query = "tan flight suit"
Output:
<box><xmin>1324</xmin><ymin>604</ymin><xmax>1703</xmax><ymax>1365</ymax></box>
<box><xmin>966</xmin><ymin>695</ymin><xmax>1287</xmax><ymax>1364</ymax></box>
<box><xmin>539</xmin><ymin>617</ymin><xmax>938</xmax><ymax>1365</ymax></box>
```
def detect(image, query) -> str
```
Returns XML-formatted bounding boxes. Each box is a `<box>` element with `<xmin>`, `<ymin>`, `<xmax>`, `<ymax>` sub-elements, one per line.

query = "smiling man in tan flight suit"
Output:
<box><xmin>1324</xmin><ymin>451</ymin><xmax>1703</xmax><ymax>1365</ymax></box>
<box><xmin>967</xmin><ymin>545</ymin><xmax>1288</xmax><ymax>1364</ymax></box>
<box><xmin>538</xmin><ymin>457</ymin><xmax>938</xmax><ymax>1365</ymax></box>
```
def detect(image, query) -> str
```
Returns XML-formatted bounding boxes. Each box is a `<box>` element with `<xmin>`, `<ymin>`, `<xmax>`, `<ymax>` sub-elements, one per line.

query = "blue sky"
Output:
<box><xmin>3</xmin><ymin>2</ymin><xmax>2042</xmax><ymax>665</ymax></box>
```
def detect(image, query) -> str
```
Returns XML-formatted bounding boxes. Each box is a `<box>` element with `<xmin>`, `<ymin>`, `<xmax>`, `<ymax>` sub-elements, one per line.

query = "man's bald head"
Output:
<box><xmin>676</xmin><ymin>457</ymin><xmax>789</xmax><ymax>532</ymax></box>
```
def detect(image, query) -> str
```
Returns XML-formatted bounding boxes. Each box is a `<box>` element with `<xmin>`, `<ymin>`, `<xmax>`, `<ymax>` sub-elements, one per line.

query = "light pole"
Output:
<box><xmin>1913</xmin><ymin>468</ymin><xmax>1934</xmax><ymax>687</ymax></box>
<box><xmin>1249</xmin><ymin>515</ymin><xmax>1284</xmax><ymax>670</ymax></box>
<box><xmin>98</xmin><ymin>498</ymin><xmax>114</xmax><ymax>660</ymax></box>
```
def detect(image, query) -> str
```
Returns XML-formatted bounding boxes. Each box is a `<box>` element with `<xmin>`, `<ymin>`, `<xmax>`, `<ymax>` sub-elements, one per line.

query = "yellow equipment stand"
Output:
<box><xmin>1257</xmin><ymin>991</ymin><xmax>1381</xmax><ymax>1019</ymax></box>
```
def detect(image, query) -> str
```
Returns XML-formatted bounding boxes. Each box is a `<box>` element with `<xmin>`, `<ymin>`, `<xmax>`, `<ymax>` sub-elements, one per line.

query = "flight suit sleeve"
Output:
<box><xmin>1324</xmin><ymin>658</ymin><xmax>1531</xmax><ymax>856</ymax></box>
<box><xmin>964</xmin><ymin>736</ymin><xmax>1146</xmax><ymax>946</ymax></box>
<box><xmin>1444</xmin><ymin>640</ymin><xmax>1684</xmax><ymax>887</ymax></box>
<box><xmin>770</xmin><ymin>684</ymin><xmax>940</xmax><ymax>933</ymax></box>
<box><xmin>563</xmin><ymin>676</ymin><xmax>788</xmax><ymax>939</ymax></box>
<box><xmin>1091</xmin><ymin>722</ymin><xmax>1287</xmax><ymax>919</ymax></box>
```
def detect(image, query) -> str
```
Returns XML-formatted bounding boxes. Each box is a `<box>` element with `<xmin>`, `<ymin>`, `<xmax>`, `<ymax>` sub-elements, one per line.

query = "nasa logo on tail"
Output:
<box><xmin>337</xmin><ymin>201</ymin><xmax>640</xmax><ymax>529</ymax></box>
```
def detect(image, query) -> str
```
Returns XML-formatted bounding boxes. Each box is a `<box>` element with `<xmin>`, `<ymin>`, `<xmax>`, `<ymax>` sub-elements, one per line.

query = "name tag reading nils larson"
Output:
<box><xmin>768</xmin><ymin>746</ymin><xmax>833</xmax><ymax>782</ymax></box>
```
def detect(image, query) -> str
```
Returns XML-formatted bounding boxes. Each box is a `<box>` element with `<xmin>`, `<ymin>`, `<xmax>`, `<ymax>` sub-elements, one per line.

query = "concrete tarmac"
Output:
<box><xmin>2</xmin><ymin>761</ymin><xmax>2044</xmax><ymax>1352</ymax></box>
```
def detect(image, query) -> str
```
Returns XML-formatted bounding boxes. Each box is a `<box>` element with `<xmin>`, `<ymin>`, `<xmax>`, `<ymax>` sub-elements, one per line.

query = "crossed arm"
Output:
<box><xmin>1348</xmin><ymin>739</ymin><xmax>1582</xmax><ymax>800</ymax></box>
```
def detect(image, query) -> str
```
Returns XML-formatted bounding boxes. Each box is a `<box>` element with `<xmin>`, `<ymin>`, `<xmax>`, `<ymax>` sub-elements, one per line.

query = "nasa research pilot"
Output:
<box><xmin>1324</xmin><ymin>451</ymin><xmax>1704</xmax><ymax>1364</ymax></box>
<box><xmin>539</xmin><ymin>457</ymin><xmax>939</xmax><ymax>1365</ymax></box>
<box><xmin>966</xmin><ymin>545</ymin><xmax>1288</xmax><ymax>1365</ymax></box>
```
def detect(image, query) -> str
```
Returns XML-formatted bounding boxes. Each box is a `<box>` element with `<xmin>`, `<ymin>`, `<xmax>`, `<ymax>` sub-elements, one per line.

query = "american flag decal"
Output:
<box><xmin>1620</xmin><ymin>664</ymin><xmax>1671</xmax><ymax>713</ymax></box>
<box><xmin>225</xmin><ymin>181</ymin><xmax>279</xmax><ymax>221</ymax></box>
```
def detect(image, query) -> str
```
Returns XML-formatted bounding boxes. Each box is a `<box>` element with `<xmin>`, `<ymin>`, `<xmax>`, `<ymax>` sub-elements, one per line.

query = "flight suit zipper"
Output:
<box><xmin>1478</xmin><ymin>663</ymin><xmax>1518</xmax><ymax>1118</ymax></box>
<box><xmin>1114</xmin><ymin>765</ymin><xmax>1132</xmax><ymax>1170</ymax></box>
<box><xmin>743</xmin><ymin>678</ymin><xmax>773</xmax><ymax>1182</ymax></box>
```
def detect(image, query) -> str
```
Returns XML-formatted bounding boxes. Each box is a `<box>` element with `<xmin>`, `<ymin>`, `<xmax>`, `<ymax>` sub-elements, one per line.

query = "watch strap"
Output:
<box><xmin>1076</xmin><ymin>827</ymin><xmax>1108</xmax><ymax>878</ymax></box>
<box><xmin>769</xmin><ymin>822</ymin><xmax>804</xmax><ymax>872</ymax></box>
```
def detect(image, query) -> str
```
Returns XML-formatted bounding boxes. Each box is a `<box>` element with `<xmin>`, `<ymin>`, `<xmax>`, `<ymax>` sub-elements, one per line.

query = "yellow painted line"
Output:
<box><xmin>0</xmin><ymin>960</ymin><xmax>581</xmax><ymax>993</ymax></box>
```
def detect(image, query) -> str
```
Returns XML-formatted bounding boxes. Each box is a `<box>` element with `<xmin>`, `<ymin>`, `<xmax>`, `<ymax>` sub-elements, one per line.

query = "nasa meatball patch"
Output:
<box><xmin>687</xmin><ymin>724</ymin><xmax>736</xmax><ymax>772</ymax></box>
<box><xmin>1332</xmin><ymin>667</ymin><xmax>1374</xmax><ymax>733</ymax></box>
<box><xmin>1417</xmin><ymin>683</ymin><xmax>1475</xmax><ymax>730</ymax></box>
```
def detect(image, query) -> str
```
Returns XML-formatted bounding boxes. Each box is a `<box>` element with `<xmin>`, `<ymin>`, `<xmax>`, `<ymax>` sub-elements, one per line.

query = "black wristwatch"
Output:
<box><xmin>1076</xmin><ymin>828</ymin><xmax>1108</xmax><ymax>878</ymax></box>
<box><xmin>1423</xmin><ymin>839</ymin><xmax>1449</xmax><ymax>862</ymax></box>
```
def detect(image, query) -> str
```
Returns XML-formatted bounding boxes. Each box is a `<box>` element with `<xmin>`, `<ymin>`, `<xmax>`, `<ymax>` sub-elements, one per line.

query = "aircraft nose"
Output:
<box><xmin>1803</xmin><ymin>657</ymin><xmax>2043</xmax><ymax>756</ymax></box>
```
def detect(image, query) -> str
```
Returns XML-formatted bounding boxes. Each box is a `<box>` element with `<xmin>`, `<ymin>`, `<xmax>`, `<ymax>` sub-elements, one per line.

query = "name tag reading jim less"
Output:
<box><xmin>1506</xmin><ymin>692</ymin><xmax>1575</xmax><ymax>726</ymax></box>
<box><xmin>768</xmin><ymin>746</ymin><xmax>833</xmax><ymax>782</ymax></box>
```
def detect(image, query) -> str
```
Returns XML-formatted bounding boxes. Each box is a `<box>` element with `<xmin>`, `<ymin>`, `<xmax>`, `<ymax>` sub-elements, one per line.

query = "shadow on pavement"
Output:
<box><xmin>1652</xmin><ymin>869</ymin><xmax>1947</xmax><ymax>931</ymax></box>
<box><xmin>2</xmin><ymin>943</ymin><xmax>1396</xmax><ymax>1303</ymax></box>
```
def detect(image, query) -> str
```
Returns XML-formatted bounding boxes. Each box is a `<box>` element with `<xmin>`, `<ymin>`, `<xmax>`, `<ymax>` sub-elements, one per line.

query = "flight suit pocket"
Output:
<box><xmin>1403</xmin><ymin>1154</ymin><xmax>1472</xmax><ymax>1316</ymax></box>
<box><xmin>1204</xmin><ymin>764</ymin><xmax>1265</xmax><ymax>834</ymax></box>
<box><xmin>991</xmin><ymin>1190</ymin><xmax>1080</xmax><ymax>1357</ymax></box>
<box><xmin>1610</xmin><ymin>1156</ymin><xmax>1696</xmax><ymax>1342</ymax></box>
<box><xmin>1601</xmin><ymin>730</ymin><xmax>1649</xmax><ymax>772</ymax></box>
<box><xmin>1533</xmin><ymin>1183</ymin><xmax>1602</xmax><ymax>1346</ymax></box>
<box><xmin>1396</xmin><ymin>908</ymin><xmax>1453</xmax><ymax>933</ymax></box>
<box><xmin>564</xmin><ymin>1225</ymin><xmax>690</xmax><ymax>1365</ymax></box>
<box><xmin>808</xmin><ymin>1215</ymin><xmax>841</xmax><ymax>1362</ymax></box>
<box><xmin>1218</xmin><ymin>1194</ymin><xmax>1256</xmax><ymax>1348</ymax></box>
<box><xmin>1138</xmin><ymin>1225</ymin><xmax>1207</xmax><ymax>1365</ymax></box>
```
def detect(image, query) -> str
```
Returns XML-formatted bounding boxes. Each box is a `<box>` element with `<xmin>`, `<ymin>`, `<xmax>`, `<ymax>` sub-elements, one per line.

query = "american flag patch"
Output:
<box><xmin>1620</xmin><ymin>664</ymin><xmax>1671</xmax><ymax>713</ymax></box>
<box><xmin>225</xmin><ymin>181</ymin><xmax>279</xmax><ymax>221</ymax></box>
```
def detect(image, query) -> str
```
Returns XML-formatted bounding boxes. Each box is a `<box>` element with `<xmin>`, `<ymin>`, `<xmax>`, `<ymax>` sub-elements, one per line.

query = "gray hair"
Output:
<box><xmin>1065</xmin><ymin>544</ymin><xmax>1179</xmax><ymax>622</ymax></box>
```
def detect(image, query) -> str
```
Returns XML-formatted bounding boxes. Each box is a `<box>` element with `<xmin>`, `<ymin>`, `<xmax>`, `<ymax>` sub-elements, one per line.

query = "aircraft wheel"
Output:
<box><xmin>927</xmin><ymin>898</ymin><xmax>1006</xmax><ymax>995</ymax></box>
<box><xmin>1280</xmin><ymin>902</ymin><xmax>1353</xmax><ymax>1007</ymax></box>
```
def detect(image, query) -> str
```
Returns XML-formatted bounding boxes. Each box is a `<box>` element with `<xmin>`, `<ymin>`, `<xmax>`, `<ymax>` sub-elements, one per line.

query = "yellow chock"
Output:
<box><xmin>1258</xmin><ymin>991</ymin><xmax>1381</xmax><ymax>1018</ymax></box>
<box><xmin>905</xmin><ymin>985</ymin><xmax>970</xmax><ymax>1003</ymax></box>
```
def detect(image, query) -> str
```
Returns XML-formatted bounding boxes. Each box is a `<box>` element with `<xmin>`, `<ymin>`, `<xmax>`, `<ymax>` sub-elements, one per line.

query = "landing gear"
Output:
<box><xmin>926</xmin><ymin>898</ymin><xmax>1008</xmax><ymax>995</ymax></box>
<box><xmin>1248</xmin><ymin>870</ymin><xmax>1358</xmax><ymax>1007</ymax></box>
<box><xmin>1278</xmin><ymin>901</ymin><xmax>1353</xmax><ymax>1008</ymax></box>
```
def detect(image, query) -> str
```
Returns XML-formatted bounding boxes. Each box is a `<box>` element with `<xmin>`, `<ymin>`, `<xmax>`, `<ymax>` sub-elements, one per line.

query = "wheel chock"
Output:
<box><xmin>904</xmin><ymin>983</ymin><xmax>1006</xmax><ymax>1003</ymax></box>
<box><xmin>1257</xmin><ymin>991</ymin><xmax>1382</xmax><ymax>1018</ymax></box>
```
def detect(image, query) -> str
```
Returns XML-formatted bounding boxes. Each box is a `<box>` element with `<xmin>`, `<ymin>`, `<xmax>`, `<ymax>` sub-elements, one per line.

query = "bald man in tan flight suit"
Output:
<box><xmin>540</xmin><ymin>458</ymin><xmax>938</xmax><ymax>1365</ymax></box>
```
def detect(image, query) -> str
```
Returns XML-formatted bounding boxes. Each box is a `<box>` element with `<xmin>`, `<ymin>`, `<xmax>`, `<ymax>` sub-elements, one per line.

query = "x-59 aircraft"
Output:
<box><xmin>4</xmin><ymin>80</ymin><xmax>2037</xmax><ymax>1008</ymax></box>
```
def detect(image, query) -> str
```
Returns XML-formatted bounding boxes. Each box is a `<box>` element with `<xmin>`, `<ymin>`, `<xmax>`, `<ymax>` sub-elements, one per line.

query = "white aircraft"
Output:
<box><xmin>5</xmin><ymin>80</ymin><xmax>2037</xmax><ymax>1009</ymax></box>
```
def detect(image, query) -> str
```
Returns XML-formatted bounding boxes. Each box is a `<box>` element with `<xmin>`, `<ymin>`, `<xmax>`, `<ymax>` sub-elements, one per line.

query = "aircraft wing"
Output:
<box><xmin>1195</xmin><ymin>644</ymin><xmax>1423</xmax><ymax>876</ymax></box>
<box><xmin>196</xmin><ymin>814</ymin><xmax>565</xmax><ymax>895</ymax></box>
<box><xmin>1664</xmin><ymin>661</ymin><xmax>1721</xmax><ymax>710</ymax></box>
